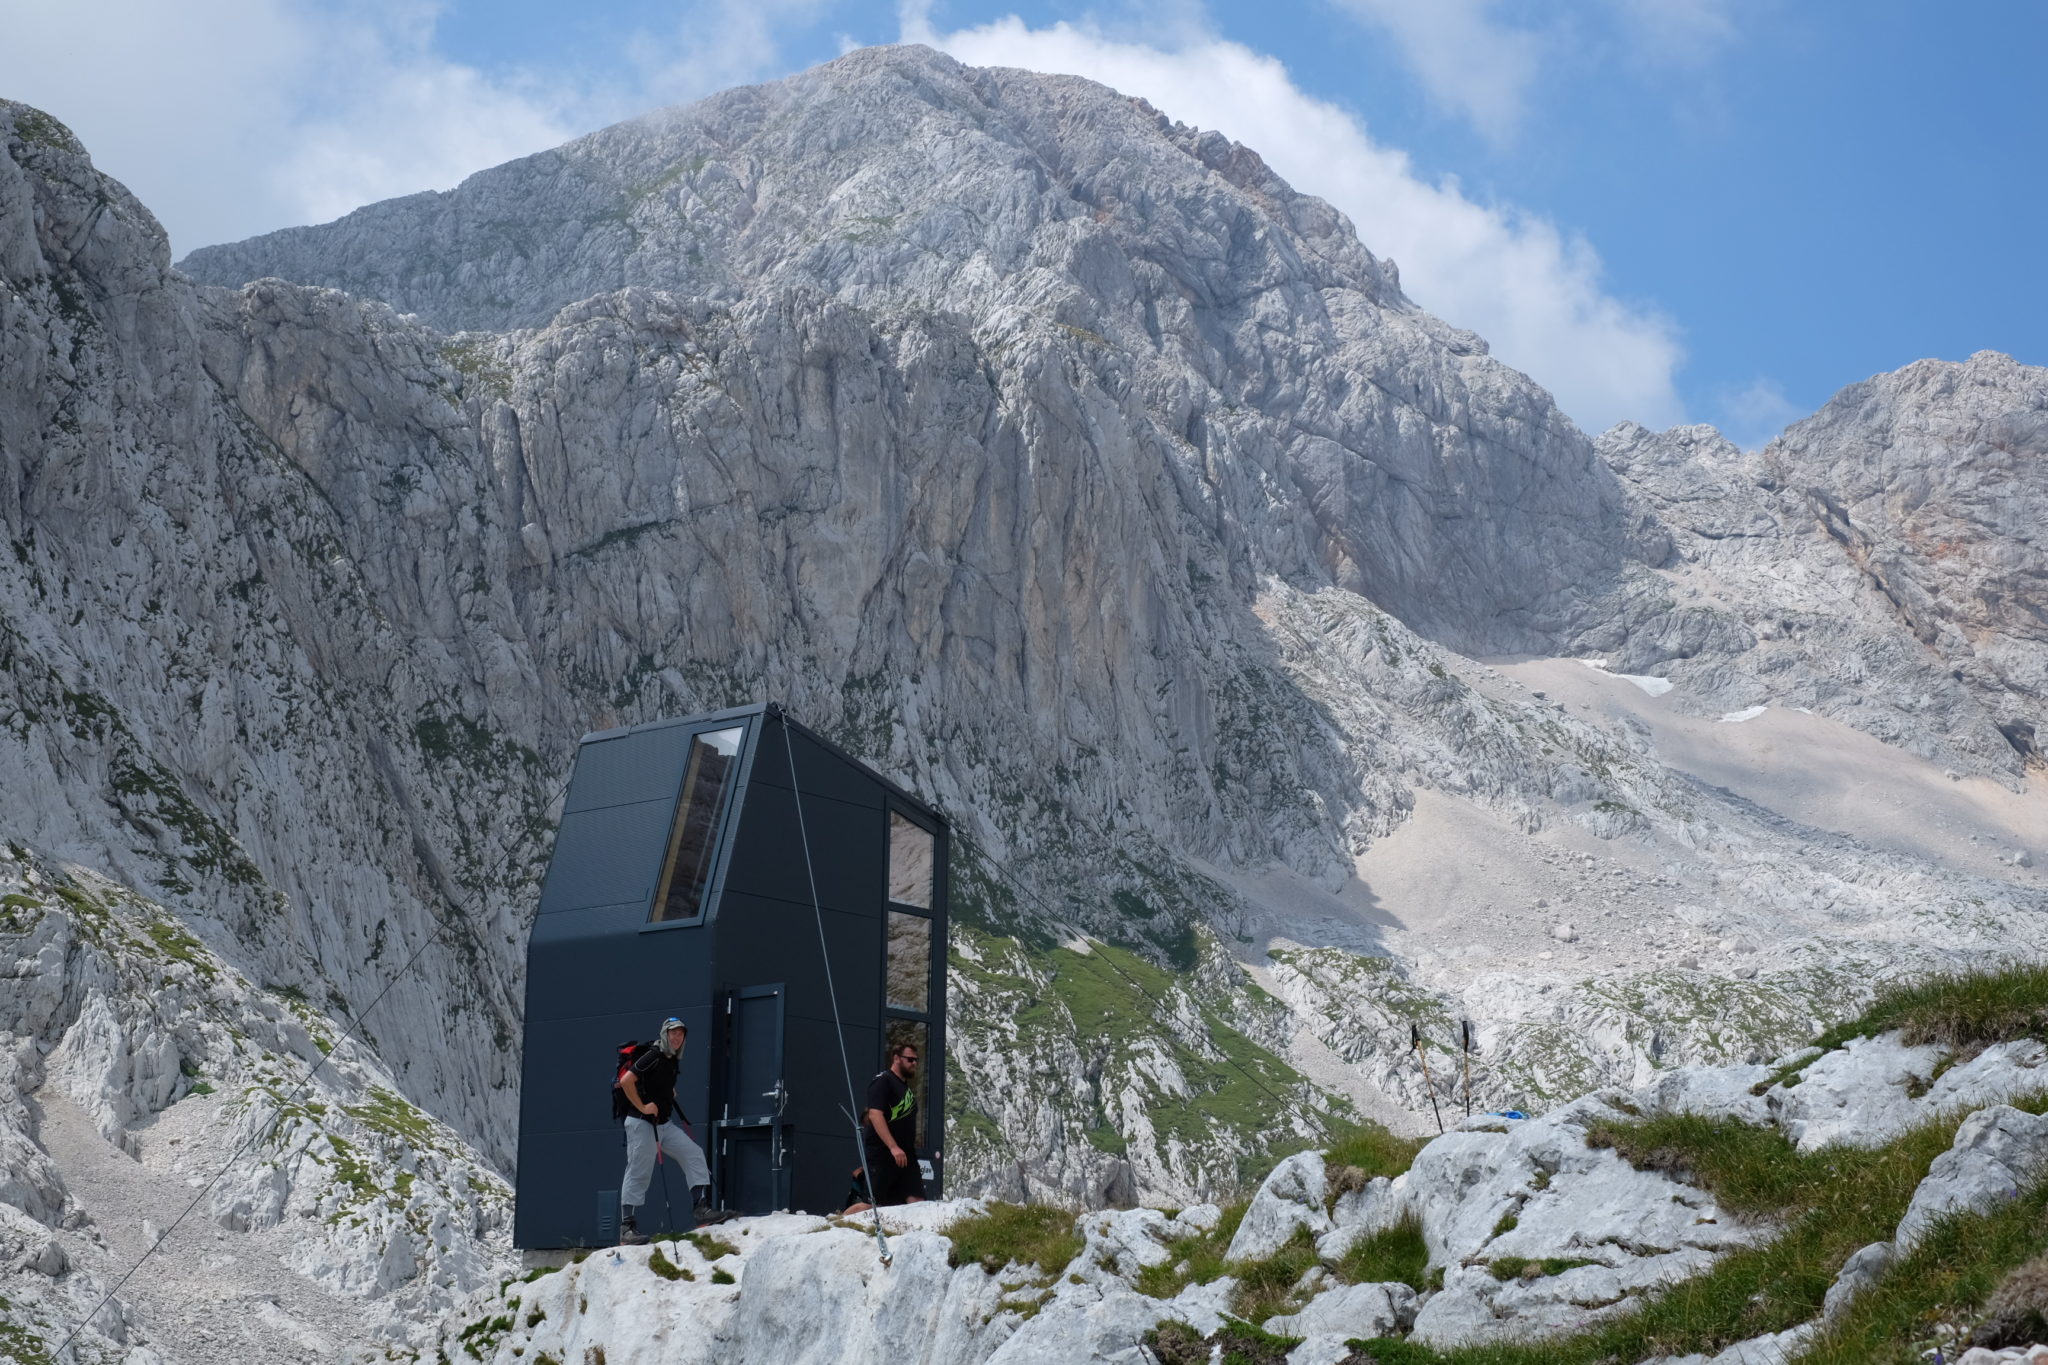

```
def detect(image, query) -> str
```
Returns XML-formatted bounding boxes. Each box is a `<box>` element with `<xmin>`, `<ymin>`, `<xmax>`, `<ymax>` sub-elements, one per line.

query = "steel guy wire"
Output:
<box><xmin>776</xmin><ymin>710</ymin><xmax>893</xmax><ymax>1266</ymax></box>
<box><xmin>51</xmin><ymin>771</ymin><xmax>571</xmax><ymax>1364</ymax></box>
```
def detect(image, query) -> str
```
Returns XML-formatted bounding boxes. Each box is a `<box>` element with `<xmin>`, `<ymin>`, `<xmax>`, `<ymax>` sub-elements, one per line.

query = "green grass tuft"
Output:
<box><xmin>1354</xmin><ymin>1095</ymin><xmax>2048</xmax><ymax>1365</ymax></box>
<box><xmin>684</xmin><ymin>1231</ymin><xmax>737</xmax><ymax>1261</ymax></box>
<box><xmin>1324</xmin><ymin>1122</ymin><xmax>1429</xmax><ymax>1203</ymax></box>
<box><xmin>647</xmin><ymin>1246</ymin><xmax>693</xmax><ymax>1281</ymax></box>
<box><xmin>1133</xmin><ymin>1201</ymin><xmax>1248</xmax><ymax>1300</ymax></box>
<box><xmin>1486</xmin><ymin>1256</ymin><xmax>1600</xmax><ymax>1281</ymax></box>
<box><xmin>1333</xmin><ymin>1215</ymin><xmax>1429</xmax><ymax>1292</ymax></box>
<box><xmin>1815</xmin><ymin>965</ymin><xmax>2048</xmax><ymax>1056</ymax></box>
<box><xmin>1148</xmin><ymin>1317</ymin><xmax>1304</xmax><ymax>1365</ymax></box>
<box><xmin>1799</xmin><ymin>1181</ymin><xmax>2048</xmax><ymax>1363</ymax></box>
<box><xmin>945</xmin><ymin>1202</ymin><xmax>1084</xmax><ymax>1276</ymax></box>
<box><xmin>1583</xmin><ymin>1113</ymin><xmax>1816</xmax><ymax>1216</ymax></box>
<box><xmin>1226</xmin><ymin>1226</ymin><xmax>1322</xmax><ymax>1324</ymax></box>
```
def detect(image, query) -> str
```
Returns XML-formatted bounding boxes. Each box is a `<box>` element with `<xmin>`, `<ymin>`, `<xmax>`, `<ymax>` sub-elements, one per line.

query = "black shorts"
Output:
<box><xmin>861</xmin><ymin>1153</ymin><xmax>926</xmax><ymax>1205</ymax></box>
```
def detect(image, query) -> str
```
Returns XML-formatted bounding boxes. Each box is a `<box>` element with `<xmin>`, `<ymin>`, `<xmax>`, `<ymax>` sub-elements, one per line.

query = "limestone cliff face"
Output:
<box><xmin>181</xmin><ymin>45</ymin><xmax>1634</xmax><ymax>662</ymax></box>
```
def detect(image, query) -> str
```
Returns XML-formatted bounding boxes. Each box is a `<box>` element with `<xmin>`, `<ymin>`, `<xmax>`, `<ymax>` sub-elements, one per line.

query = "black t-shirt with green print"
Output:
<box><xmin>863</xmin><ymin>1068</ymin><xmax>916</xmax><ymax>1157</ymax></box>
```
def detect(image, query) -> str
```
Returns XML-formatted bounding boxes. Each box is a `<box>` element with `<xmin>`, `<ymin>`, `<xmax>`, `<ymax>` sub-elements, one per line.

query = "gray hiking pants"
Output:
<box><xmin>621</xmin><ymin>1115</ymin><xmax>711</xmax><ymax>1207</ymax></box>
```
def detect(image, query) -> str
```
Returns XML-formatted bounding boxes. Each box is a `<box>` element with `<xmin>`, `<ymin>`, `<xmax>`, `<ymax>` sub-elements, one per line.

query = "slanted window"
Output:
<box><xmin>885</xmin><ymin>911</ymin><xmax>931</xmax><ymax>1014</ymax></box>
<box><xmin>648</xmin><ymin>725</ymin><xmax>745</xmax><ymax>923</ymax></box>
<box><xmin>887</xmin><ymin>812</ymin><xmax>933</xmax><ymax>910</ymax></box>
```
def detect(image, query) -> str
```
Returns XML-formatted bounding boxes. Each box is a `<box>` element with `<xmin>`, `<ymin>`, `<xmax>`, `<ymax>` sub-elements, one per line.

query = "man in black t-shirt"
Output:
<box><xmin>860</xmin><ymin>1040</ymin><xmax>925</xmax><ymax>1206</ymax></box>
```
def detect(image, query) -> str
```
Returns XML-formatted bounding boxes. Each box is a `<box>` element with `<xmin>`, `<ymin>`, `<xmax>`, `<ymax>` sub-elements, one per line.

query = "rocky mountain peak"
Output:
<box><xmin>179</xmin><ymin>45</ymin><xmax>1410</xmax><ymax>336</ymax></box>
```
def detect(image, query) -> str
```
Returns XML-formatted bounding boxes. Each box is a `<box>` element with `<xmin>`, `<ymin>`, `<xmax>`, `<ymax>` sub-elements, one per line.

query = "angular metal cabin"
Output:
<box><xmin>514</xmin><ymin>703</ymin><xmax>948</xmax><ymax>1247</ymax></box>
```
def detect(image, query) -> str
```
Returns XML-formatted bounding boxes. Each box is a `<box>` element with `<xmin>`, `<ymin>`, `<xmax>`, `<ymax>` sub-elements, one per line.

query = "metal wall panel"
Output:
<box><xmin>561</xmin><ymin>727</ymin><xmax>694</xmax><ymax>813</ymax></box>
<box><xmin>535</xmin><ymin>801</ymin><xmax>677</xmax><ymax>914</ymax></box>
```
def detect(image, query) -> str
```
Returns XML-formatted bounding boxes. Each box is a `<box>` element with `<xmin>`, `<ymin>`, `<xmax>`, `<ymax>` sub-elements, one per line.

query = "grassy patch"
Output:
<box><xmin>1583</xmin><ymin>1113</ymin><xmax>1816</xmax><ymax>1216</ymax></box>
<box><xmin>1349</xmin><ymin>1099</ymin><xmax>2048</xmax><ymax>1365</ymax></box>
<box><xmin>710</xmin><ymin>1267</ymin><xmax>735</xmax><ymax>1285</ymax></box>
<box><xmin>1325</xmin><ymin>1123</ymin><xmax>1428</xmax><ymax>1195</ymax></box>
<box><xmin>345</xmin><ymin>1087</ymin><xmax>438</xmax><ymax>1147</ymax></box>
<box><xmin>684</xmin><ymin>1231</ymin><xmax>737</xmax><ymax>1261</ymax></box>
<box><xmin>647</xmin><ymin>1246</ymin><xmax>693</xmax><ymax>1281</ymax></box>
<box><xmin>1333</xmin><ymin>1215</ymin><xmax>1429</xmax><ymax>1292</ymax></box>
<box><xmin>1133</xmin><ymin>1201</ymin><xmax>1247</xmax><ymax>1299</ymax></box>
<box><xmin>1228</xmin><ymin>1226</ymin><xmax>1322</xmax><ymax>1323</ymax></box>
<box><xmin>1814</xmin><ymin>965</ymin><xmax>2048</xmax><ymax>1056</ymax></box>
<box><xmin>945</xmin><ymin>1202</ymin><xmax>1083</xmax><ymax>1276</ymax></box>
<box><xmin>1798</xmin><ymin>1184</ymin><xmax>2048</xmax><ymax>1364</ymax></box>
<box><xmin>1147</xmin><ymin>1318</ymin><xmax>1303</xmax><ymax>1365</ymax></box>
<box><xmin>1487</xmin><ymin>1256</ymin><xmax>1600</xmax><ymax>1281</ymax></box>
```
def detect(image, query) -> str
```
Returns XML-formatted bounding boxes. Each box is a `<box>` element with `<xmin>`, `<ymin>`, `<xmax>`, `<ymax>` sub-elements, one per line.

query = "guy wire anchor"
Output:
<box><xmin>839</xmin><ymin>1102</ymin><xmax>893</xmax><ymax>1266</ymax></box>
<box><xmin>1411</xmin><ymin>1023</ymin><xmax>1444</xmax><ymax>1134</ymax></box>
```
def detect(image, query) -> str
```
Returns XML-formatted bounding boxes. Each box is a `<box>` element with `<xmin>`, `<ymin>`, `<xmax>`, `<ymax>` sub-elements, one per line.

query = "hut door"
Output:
<box><xmin>713</xmin><ymin>983</ymin><xmax>788</xmax><ymax>1214</ymax></box>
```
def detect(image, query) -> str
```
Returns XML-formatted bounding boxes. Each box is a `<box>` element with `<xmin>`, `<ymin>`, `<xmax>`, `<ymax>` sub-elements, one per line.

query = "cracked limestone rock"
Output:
<box><xmin>1894</xmin><ymin>1104</ymin><xmax>2048</xmax><ymax>1254</ymax></box>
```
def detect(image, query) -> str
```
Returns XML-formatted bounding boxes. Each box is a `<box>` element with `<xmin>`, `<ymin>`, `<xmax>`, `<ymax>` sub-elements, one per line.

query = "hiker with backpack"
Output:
<box><xmin>615</xmin><ymin>1017</ymin><xmax>734</xmax><ymax>1243</ymax></box>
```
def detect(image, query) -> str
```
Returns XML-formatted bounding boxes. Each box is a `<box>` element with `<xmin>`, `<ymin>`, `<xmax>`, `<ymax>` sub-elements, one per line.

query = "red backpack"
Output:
<box><xmin>609</xmin><ymin>1039</ymin><xmax>655</xmax><ymax>1119</ymax></box>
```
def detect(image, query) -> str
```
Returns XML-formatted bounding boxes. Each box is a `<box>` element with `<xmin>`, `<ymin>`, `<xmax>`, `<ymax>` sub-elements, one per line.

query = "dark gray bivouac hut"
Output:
<box><xmin>514</xmin><ymin>704</ymin><xmax>948</xmax><ymax>1248</ymax></box>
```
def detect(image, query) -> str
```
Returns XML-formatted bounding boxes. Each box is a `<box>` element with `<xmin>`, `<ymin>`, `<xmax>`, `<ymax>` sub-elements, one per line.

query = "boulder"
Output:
<box><xmin>983</xmin><ymin>1281</ymin><xmax>1176</xmax><ymax>1364</ymax></box>
<box><xmin>1895</xmin><ymin>1106</ymin><xmax>2048</xmax><ymax>1254</ymax></box>
<box><xmin>1286</xmin><ymin>1339</ymin><xmax>1359</xmax><ymax>1365</ymax></box>
<box><xmin>1767</xmin><ymin>1035</ymin><xmax>1946</xmax><ymax>1151</ymax></box>
<box><xmin>1924</xmin><ymin>1041</ymin><xmax>2048</xmax><ymax>1114</ymax></box>
<box><xmin>1403</xmin><ymin>1097</ymin><xmax>1760</xmax><ymax>1346</ymax></box>
<box><xmin>1821</xmin><ymin>1240</ymin><xmax>1894</xmax><ymax>1324</ymax></box>
<box><xmin>1225</xmin><ymin>1152</ymin><xmax>1332</xmax><ymax>1262</ymax></box>
<box><xmin>1261</xmin><ymin>1281</ymin><xmax>1415</xmax><ymax>1339</ymax></box>
<box><xmin>1634</xmin><ymin>1062</ymin><xmax>1774</xmax><ymax>1127</ymax></box>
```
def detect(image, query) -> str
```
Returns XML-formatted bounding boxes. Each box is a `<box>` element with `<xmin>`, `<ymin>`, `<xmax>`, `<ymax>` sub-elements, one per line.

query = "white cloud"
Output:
<box><xmin>0</xmin><ymin>0</ymin><xmax>829</xmax><ymax>256</ymax></box>
<box><xmin>898</xmin><ymin>12</ymin><xmax>1684</xmax><ymax>431</ymax></box>
<box><xmin>1717</xmin><ymin>376</ymin><xmax>1804</xmax><ymax>451</ymax></box>
<box><xmin>628</xmin><ymin>0</ymin><xmax>834</xmax><ymax>112</ymax></box>
<box><xmin>1604</xmin><ymin>0</ymin><xmax>1741</xmax><ymax>65</ymax></box>
<box><xmin>0</xmin><ymin>0</ymin><xmax>591</xmax><ymax>253</ymax></box>
<box><xmin>1322</xmin><ymin>0</ymin><xmax>1746</xmax><ymax>141</ymax></box>
<box><xmin>1326</xmin><ymin>0</ymin><xmax>1542</xmax><ymax>144</ymax></box>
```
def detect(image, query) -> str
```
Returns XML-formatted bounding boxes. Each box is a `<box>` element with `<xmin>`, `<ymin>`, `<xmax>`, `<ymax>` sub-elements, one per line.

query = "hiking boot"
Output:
<box><xmin>619</xmin><ymin>1218</ymin><xmax>650</xmax><ymax>1246</ymax></box>
<box><xmin>692</xmin><ymin>1203</ymin><xmax>736</xmax><ymax>1226</ymax></box>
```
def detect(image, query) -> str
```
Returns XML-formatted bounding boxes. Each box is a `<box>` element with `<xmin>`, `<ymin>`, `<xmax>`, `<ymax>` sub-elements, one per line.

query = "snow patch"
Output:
<box><xmin>1719</xmin><ymin>705</ymin><xmax>1768</xmax><ymax>723</ymax></box>
<box><xmin>1579</xmin><ymin>659</ymin><xmax>1673</xmax><ymax>696</ymax></box>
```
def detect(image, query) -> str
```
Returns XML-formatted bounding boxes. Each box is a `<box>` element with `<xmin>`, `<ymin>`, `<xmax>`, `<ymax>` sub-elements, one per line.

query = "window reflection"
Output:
<box><xmin>888</xmin><ymin>812</ymin><xmax>933</xmax><ymax>909</ymax></box>
<box><xmin>886</xmin><ymin>911</ymin><xmax>931</xmax><ymax>1013</ymax></box>
<box><xmin>649</xmin><ymin>726</ymin><xmax>745</xmax><ymax>923</ymax></box>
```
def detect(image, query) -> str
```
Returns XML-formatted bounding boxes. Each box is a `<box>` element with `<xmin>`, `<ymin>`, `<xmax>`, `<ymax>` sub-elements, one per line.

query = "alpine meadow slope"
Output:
<box><xmin>0</xmin><ymin>40</ymin><xmax>2043</xmax><ymax>1361</ymax></box>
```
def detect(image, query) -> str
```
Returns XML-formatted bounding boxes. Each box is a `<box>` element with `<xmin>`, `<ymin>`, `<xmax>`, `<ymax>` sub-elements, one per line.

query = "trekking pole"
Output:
<box><xmin>1461</xmin><ymin>1019</ymin><xmax>1474</xmax><ymax>1119</ymax></box>
<box><xmin>656</xmin><ymin>1144</ymin><xmax>676</xmax><ymax>1234</ymax></box>
<box><xmin>1411</xmin><ymin>1023</ymin><xmax>1444</xmax><ymax>1134</ymax></box>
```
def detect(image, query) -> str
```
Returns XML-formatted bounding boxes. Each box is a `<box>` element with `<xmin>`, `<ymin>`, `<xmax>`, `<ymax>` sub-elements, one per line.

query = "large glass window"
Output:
<box><xmin>648</xmin><ymin>725</ymin><xmax>745</xmax><ymax>923</ymax></box>
<box><xmin>887</xmin><ymin>812</ymin><xmax>933</xmax><ymax>909</ymax></box>
<box><xmin>885</xmin><ymin>911</ymin><xmax>931</xmax><ymax>1013</ymax></box>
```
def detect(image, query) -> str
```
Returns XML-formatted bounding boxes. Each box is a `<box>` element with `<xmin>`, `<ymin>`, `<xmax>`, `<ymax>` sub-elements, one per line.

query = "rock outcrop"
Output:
<box><xmin>421</xmin><ymin>1024</ymin><xmax>2048</xmax><ymax>1364</ymax></box>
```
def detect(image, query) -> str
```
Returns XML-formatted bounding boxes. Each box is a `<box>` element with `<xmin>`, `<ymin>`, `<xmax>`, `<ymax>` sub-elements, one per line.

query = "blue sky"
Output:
<box><xmin>3</xmin><ymin>1</ymin><xmax>2041</xmax><ymax>444</ymax></box>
